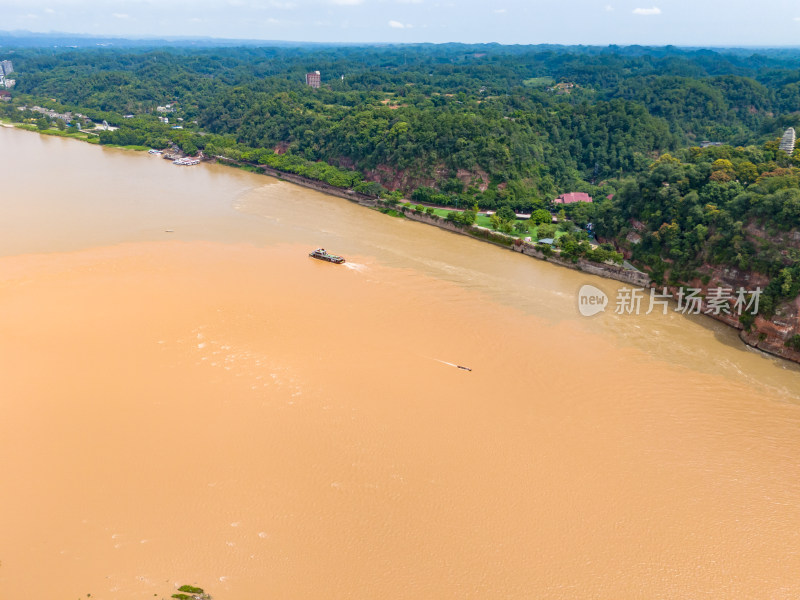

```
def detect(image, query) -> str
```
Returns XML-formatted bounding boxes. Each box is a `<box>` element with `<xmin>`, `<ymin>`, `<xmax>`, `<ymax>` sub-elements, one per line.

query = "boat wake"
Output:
<box><xmin>344</xmin><ymin>262</ymin><xmax>367</xmax><ymax>272</ymax></box>
<box><xmin>428</xmin><ymin>357</ymin><xmax>472</xmax><ymax>372</ymax></box>
<box><xmin>433</xmin><ymin>358</ymin><xmax>458</xmax><ymax>368</ymax></box>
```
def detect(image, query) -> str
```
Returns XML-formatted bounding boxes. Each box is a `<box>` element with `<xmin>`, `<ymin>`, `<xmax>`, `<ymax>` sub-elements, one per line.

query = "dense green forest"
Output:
<box><xmin>2</xmin><ymin>42</ymin><xmax>800</xmax><ymax>327</ymax></box>
<box><xmin>6</xmin><ymin>44</ymin><xmax>800</xmax><ymax>196</ymax></box>
<box><xmin>591</xmin><ymin>145</ymin><xmax>800</xmax><ymax>318</ymax></box>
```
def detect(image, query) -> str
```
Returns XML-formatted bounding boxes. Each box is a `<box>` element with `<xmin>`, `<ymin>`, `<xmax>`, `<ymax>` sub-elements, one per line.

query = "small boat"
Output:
<box><xmin>173</xmin><ymin>157</ymin><xmax>200</xmax><ymax>166</ymax></box>
<box><xmin>309</xmin><ymin>248</ymin><xmax>345</xmax><ymax>264</ymax></box>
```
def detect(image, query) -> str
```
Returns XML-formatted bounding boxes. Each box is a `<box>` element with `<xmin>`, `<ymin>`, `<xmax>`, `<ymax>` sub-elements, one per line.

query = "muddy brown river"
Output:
<box><xmin>1</xmin><ymin>127</ymin><xmax>799</xmax><ymax>599</ymax></box>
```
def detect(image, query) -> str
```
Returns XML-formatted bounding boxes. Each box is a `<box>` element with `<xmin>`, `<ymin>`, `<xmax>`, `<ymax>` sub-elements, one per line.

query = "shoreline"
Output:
<box><xmin>5</xmin><ymin>123</ymin><xmax>798</xmax><ymax>366</ymax></box>
<box><xmin>215</xmin><ymin>156</ymin><xmax>652</xmax><ymax>289</ymax></box>
<box><xmin>215</xmin><ymin>156</ymin><xmax>800</xmax><ymax>366</ymax></box>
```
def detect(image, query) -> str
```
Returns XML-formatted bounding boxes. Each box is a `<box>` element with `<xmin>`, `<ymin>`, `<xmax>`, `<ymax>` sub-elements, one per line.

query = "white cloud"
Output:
<box><xmin>632</xmin><ymin>6</ymin><xmax>660</xmax><ymax>15</ymax></box>
<box><xmin>388</xmin><ymin>19</ymin><xmax>408</xmax><ymax>28</ymax></box>
<box><xmin>493</xmin><ymin>8</ymin><xmax>506</xmax><ymax>13</ymax></box>
<box><xmin>113</xmin><ymin>12</ymin><xmax>130</xmax><ymax>18</ymax></box>
<box><xmin>794</xmin><ymin>16</ymin><xmax>800</xmax><ymax>21</ymax></box>
<box><xmin>604</xmin><ymin>5</ymin><xmax>613</xmax><ymax>11</ymax></box>
<box><xmin>396</xmin><ymin>0</ymin><xmax>423</xmax><ymax>4</ymax></box>
<box><xmin>329</xmin><ymin>0</ymin><xmax>363</xmax><ymax>5</ymax></box>
<box><xmin>44</xmin><ymin>7</ymin><xmax>55</xmax><ymax>13</ymax></box>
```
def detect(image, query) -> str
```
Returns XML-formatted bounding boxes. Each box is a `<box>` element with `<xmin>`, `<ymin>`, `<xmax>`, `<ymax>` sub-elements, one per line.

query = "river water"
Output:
<box><xmin>1</xmin><ymin>127</ymin><xmax>799</xmax><ymax>600</ymax></box>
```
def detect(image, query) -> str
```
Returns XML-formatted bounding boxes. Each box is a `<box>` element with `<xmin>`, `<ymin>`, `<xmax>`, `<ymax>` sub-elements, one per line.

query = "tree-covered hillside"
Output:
<box><xmin>2</xmin><ymin>42</ymin><xmax>800</xmax><ymax>336</ymax></box>
<box><xmin>6</xmin><ymin>44</ymin><xmax>800</xmax><ymax>194</ymax></box>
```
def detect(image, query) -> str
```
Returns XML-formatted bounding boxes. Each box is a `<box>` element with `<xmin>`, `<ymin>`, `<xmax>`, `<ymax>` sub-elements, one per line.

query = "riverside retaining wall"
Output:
<box><xmin>214</xmin><ymin>156</ymin><xmax>800</xmax><ymax>365</ymax></box>
<box><xmin>214</xmin><ymin>156</ymin><xmax>382</xmax><ymax>207</ymax></box>
<box><xmin>217</xmin><ymin>155</ymin><xmax>652</xmax><ymax>288</ymax></box>
<box><xmin>395</xmin><ymin>205</ymin><xmax>652</xmax><ymax>287</ymax></box>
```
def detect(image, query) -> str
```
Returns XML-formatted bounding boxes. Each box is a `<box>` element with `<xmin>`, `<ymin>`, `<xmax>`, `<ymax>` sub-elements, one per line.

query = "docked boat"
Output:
<box><xmin>309</xmin><ymin>248</ymin><xmax>345</xmax><ymax>264</ymax></box>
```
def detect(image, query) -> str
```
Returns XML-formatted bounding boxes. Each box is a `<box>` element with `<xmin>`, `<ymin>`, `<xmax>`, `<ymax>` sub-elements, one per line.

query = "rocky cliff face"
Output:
<box><xmin>740</xmin><ymin>301</ymin><xmax>800</xmax><ymax>361</ymax></box>
<box><xmin>611</xmin><ymin>220</ymin><xmax>800</xmax><ymax>364</ymax></box>
<box><xmin>333</xmin><ymin>158</ymin><xmax>491</xmax><ymax>194</ymax></box>
<box><xmin>744</xmin><ymin>222</ymin><xmax>800</xmax><ymax>247</ymax></box>
<box><xmin>362</xmin><ymin>164</ymin><xmax>445</xmax><ymax>191</ymax></box>
<box><xmin>686</xmin><ymin>264</ymin><xmax>800</xmax><ymax>362</ymax></box>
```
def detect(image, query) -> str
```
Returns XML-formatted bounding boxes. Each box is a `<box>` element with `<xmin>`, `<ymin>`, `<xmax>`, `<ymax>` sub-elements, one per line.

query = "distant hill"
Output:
<box><xmin>0</xmin><ymin>30</ymin><xmax>348</xmax><ymax>49</ymax></box>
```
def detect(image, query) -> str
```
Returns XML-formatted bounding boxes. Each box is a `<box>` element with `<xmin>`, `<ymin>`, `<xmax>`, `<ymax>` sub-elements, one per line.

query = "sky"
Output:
<box><xmin>3</xmin><ymin>0</ymin><xmax>800</xmax><ymax>46</ymax></box>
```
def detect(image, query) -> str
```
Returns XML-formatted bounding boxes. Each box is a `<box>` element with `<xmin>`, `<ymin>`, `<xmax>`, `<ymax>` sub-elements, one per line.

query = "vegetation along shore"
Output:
<box><xmin>2</xmin><ymin>42</ymin><xmax>800</xmax><ymax>363</ymax></box>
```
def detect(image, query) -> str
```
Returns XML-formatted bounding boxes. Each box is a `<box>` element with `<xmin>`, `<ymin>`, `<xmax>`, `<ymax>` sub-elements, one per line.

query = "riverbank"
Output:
<box><xmin>214</xmin><ymin>155</ymin><xmax>651</xmax><ymax>287</ymax></box>
<box><xmin>215</xmin><ymin>155</ymin><xmax>800</xmax><ymax>366</ymax></box>
<box><xmin>4</xmin><ymin>123</ymin><xmax>797</xmax><ymax>365</ymax></box>
<box><xmin>0</xmin><ymin>118</ymin><xmax>147</xmax><ymax>148</ymax></box>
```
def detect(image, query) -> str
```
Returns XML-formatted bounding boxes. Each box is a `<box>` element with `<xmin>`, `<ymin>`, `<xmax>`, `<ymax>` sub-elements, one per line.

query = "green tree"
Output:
<box><xmin>735</xmin><ymin>161</ymin><xmax>758</xmax><ymax>184</ymax></box>
<box><xmin>530</xmin><ymin>209</ymin><xmax>552</xmax><ymax>225</ymax></box>
<box><xmin>536</xmin><ymin>224</ymin><xmax>556</xmax><ymax>239</ymax></box>
<box><xmin>496</xmin><ymin>205</ymin><xmax>516</xmax><ymax>222</ymax></box>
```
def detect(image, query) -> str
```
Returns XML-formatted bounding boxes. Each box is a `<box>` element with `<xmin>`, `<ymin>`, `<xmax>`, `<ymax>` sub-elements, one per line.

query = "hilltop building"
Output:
<box><xmin>305</xmin><ymin>71</ymin><xmax>321</xmax><ymax>89</ymax></box>
<box><xmin>553</xmin><ymin>192</ymin><xmax>593</xmax><ymax>205</ymax></box>
<box><xmin>779</xmin><ymin>127</ymin><xmax>796</xmax><ymax>155</ymax></box>
<box><xmin>547</xmin><ymin>82</ymin><xmax>575</xmax><ymax>94</ymax></box>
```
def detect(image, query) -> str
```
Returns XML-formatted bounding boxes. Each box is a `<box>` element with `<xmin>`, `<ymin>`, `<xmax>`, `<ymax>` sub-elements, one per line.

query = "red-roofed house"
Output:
<box><xmin>553</xmin><ymin>192</ymin><xmax>592</xmax><ymax>204</ymax></box>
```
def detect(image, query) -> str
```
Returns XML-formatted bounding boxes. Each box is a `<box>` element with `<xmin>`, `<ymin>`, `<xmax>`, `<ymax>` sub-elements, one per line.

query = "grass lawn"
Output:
<box><xmin>9</xmin><ymin>123</ymin><xmax>103</xmax><ymax>143</ymax></box>
<box><xmin>6</xmin><ymin>123</ymin><xmax>152</xmax><ymax>149</ymax></box>
<box><xmin>522</xmin><ymin>76</ymin><xmax>556</xmax><ymax>87</ymax></box>
<box><xmin>423</xmin><ymin>207</ymin><xmax>566</xmax><ymax>241</ymax></box>
<box><xmin>101</xmin><ymin>142</ymin><xmax>150</xmax><ymax>151</ymax></box>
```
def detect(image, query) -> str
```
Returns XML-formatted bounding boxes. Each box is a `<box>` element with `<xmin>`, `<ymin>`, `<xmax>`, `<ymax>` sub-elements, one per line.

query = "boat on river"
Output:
<box><xmin>309</xmin><ymin>248</ymin><xmax>345</xmax><ymax>264</ymax></box>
